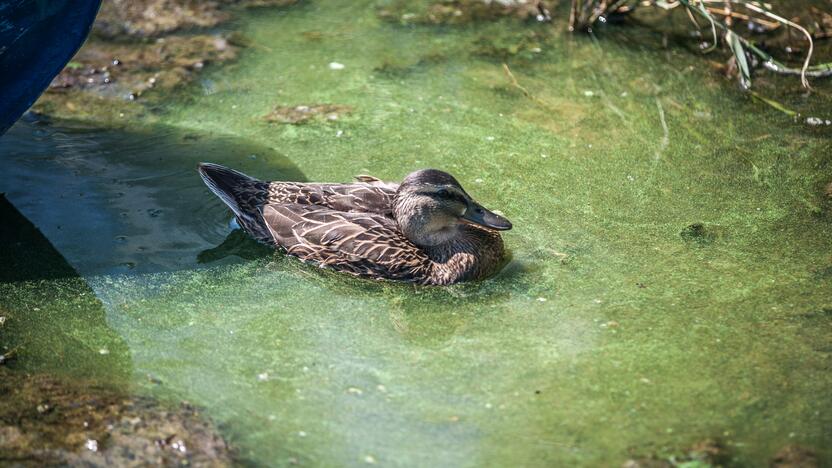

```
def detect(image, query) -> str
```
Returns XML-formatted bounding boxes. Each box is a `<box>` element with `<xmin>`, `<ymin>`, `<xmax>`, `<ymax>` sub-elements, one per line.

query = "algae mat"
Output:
<box><xmin>1</xmin><ymin>1</ymin><xmax>831</xmax><ymax>466</ymax></box>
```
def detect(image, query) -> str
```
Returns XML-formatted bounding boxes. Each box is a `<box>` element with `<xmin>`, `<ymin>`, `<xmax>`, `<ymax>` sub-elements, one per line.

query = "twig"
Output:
<box><xmin>679</xmin><ymin>0</ymin><xmax>832</xmax><ymax>84</ymax></box>
<box><xmin>742</xmin><ymin>1</ymin><xmax>814</xmax><ymax>88</ymax></box>
<box><xmin>0</xmin><ymin>347</ymin><xmax>18</xmax><ymax>366</ymax></box>
<box><xmin>502</xmin><ymin>63</ymin><xmax>532</xmax><ymax>99</ymax></box>
<box><xmin>749</xmin><ymin>90</ymin><xmax>798</xmax><ymax>117</ymax></box>
<box><xmin>654</xmin><ymin>97</ymin><xmax>669</xmax><ymax>160</ymax></box>
<box><xmin>569</xmin><ymin>0</ymin><xmax>578</xmax><ymax>31</ymax></box>
<box><xmin>704</xmin><ymin>7</ymin><xmax>780</xmax><ymax>30</ymax></box>
<box><xmin>502</xmin><ymin>63</ymin><xmax>558</xmax><ymax>111</ymax></box>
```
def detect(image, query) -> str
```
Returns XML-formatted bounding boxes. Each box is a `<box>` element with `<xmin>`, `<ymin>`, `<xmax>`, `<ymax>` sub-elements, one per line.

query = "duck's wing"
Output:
<box><xmin>266</xmin><ymin>182</ymin><xmax>397</xmax><ymax>217</ymax></box>
<box><xmin>262</xmin><ymin>204</ymin><xmax>430</xmax><ymax>282</ymax></box>
<box><xmin>353</xmin><ymin>175</ymin><xmax>400</xmax><ymax>191</ymax></box>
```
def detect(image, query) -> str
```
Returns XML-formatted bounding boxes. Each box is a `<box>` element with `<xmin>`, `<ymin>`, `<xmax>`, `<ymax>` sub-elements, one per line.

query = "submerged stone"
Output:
<box><xmin>263</xmin><ymin>104</ymin><xmax>353</xmax><ymax>124</ymax></box>
<box><xmin>473</xmin><ymin>29</ymin><xmax>548</xmax><ymax>61</ymax></box>
<box><xmin>771</xmin><ymin>444</ymin><xmax>819</xmax><ymax>468</ymax></box>
<box><xmin>0</xmin><ymin>368</ymin><xmax>232</xmax><ymax>466</ymax></box>
<box><xmin>94</xmin><ymin>0</ymin><xmax>231</xmax><ymax>38</ymax></box>
<box><xmin>374</xmin><ymin>52</ymin><xmax>447</xmax><ymax>78</ymax></box>
<box><xmin>679</xmin><ymin>222</ymin><xmax>723</xmax><ymax>245</ymax></box>
<box><xmin>32</xmin><ymin>0</ymin><xmax>301</xmax><ymax>122</ymax></box>
<box><xmin>48</xmin><ymin>35</ymin><xmax>238</xmax><ymax>97</ymax></box>
<box><xmin>378</xmin><ymin>0</ymin><xmax>552</xmax><ymax>26</ymax></box>
<box><xmin>93</xmin><ymin>0</ymin><xmax>299</xmax><ymax>39</ymax></box>
<box><xmin>622</xmin><ymin>438</ymin><xmax>731</xmax><ymax>468</ymax></box>
<box><xmin>38</xmin><ymin>34</ymin><xmax>238</xmax><ymax>121</ymax></box>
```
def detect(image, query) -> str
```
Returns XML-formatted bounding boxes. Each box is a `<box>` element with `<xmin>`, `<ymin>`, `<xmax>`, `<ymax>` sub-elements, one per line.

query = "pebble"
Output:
<box><xmin>85</xmin><ymin>439</ymin><xmax>98</xmax><ymax>452</ymax></box>
<box><xmin>328</xmin><ymin>62</ymin><xmax>345</xmax><ymax>70</ymax></box>
<box><xmin>171</xmin><ymin>440</ymin><xmax>187</xmax><ymax>453</ymax></box>
<box><xmin>257</xmin><ymin>372</ymin><xmax>269</xmax><ymax>382</ymax></box>
<box><xmin>806</xmin><ymin>117</ymin><xmax>831</xmax><ymax>126</ymax></box>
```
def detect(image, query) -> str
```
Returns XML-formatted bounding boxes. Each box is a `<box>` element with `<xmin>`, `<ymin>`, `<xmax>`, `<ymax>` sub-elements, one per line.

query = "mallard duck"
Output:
<box><xmin>198</xmin><ymin>163</ymin><xmax>511</xmax><ymax>285</ymax></box>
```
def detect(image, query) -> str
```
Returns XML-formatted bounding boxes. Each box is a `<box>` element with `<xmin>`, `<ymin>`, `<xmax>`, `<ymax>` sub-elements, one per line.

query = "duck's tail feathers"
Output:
<box><xmin>198</xmin><ymin>163</ymin><xmax>257</xmax><ymax>219</ymax></box>
<box><xmin>199</xmin><ymin>163</ymin><xmax>271</xmax><ymax>241</ymax></box>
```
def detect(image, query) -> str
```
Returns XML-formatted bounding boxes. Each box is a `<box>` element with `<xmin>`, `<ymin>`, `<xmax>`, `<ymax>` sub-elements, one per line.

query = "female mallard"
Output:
<box><xmin>198</xmin><ymin>163</ymin><xmax>511</xmax><ymax>285</ymax></box>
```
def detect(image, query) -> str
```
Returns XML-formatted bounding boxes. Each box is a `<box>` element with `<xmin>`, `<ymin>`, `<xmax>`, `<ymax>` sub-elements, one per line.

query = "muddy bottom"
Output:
<box><xmin>0</xmin><ymin>368</ymin><xmax>231</xmax><ymax>467</ymax></box>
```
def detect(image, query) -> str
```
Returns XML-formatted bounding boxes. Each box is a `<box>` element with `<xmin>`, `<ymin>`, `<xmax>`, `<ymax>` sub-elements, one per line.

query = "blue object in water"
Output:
<box><xmin>0</xmin><ymin>0</ymin><xmax>102</xmax><ymax>135</ymax></box>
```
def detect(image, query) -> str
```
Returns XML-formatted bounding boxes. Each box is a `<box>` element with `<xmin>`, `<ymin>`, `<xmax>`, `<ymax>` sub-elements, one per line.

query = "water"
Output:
<box><xmin>1</xmin><ymin>1</ymin><xmax>831</xmax><ymax>466</ymax></box>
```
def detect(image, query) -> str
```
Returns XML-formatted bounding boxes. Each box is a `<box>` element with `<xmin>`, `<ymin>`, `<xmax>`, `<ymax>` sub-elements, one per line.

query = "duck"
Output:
<box><xmin>198</xmin><ymin>163</ymin><xmax>512</xmax><ymax>285</ymax></box>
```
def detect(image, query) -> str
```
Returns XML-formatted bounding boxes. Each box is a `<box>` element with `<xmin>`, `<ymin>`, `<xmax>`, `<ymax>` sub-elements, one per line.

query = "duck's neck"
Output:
<box><xmin>422</xmin><ymin>226</ymin><xmax>505</xmax><ymax>285</ymax></box>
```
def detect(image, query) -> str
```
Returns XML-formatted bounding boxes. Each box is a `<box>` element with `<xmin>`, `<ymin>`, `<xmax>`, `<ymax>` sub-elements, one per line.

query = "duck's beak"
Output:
<box><xmin>461</xmin><ymin>200</ymin><xmax>512</xmax><ymax>231</ymax></box>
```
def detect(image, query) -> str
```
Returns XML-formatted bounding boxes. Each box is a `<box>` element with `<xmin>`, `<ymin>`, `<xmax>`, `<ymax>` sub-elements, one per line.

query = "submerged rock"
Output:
<box><xmin>679</xmin><ymin>222</ymin><xmax>725</xmax><ymax>245</ymax></box>
<box><xmin>378</xmin><ymin>0</ymin><xmax>553</xmax><ymax>26</ymax></box>
<box><xmin>473</xmin><ymin>29</ymin><xmax>547</xmax><ymax>61</ymax></box>
<box><xmin>39</xmin><ymin>34</ymin><xmax>238</xmax><ymax>120</ymax></box>
<box><xmin>33</xmin><ymin>0</ymin><xmax>297</xmax><ymax>121</ymax></box>
<box><xmin>622</xmin><ymin>438</ymin><xmax>731</xmax><ymax>467</ymax></box>
<box><xmin>49</xmin><ymin>35</ymin><xmax>237</xmax><ymax>95</ymax></box>
<box><xmin>0</xmin><ymin>368</ymin><xmax>232</xmax><ymax>466</ymax></box>
<box><xmin>94</xmin><ymin>0</ymin><xmax>299</xmax><ymax>39</ymax></box>
<box><xmin>263</xmin><ymin>104</ymin><xmax>353</xmax><ymax>124</ymax></box>
<box><xmin>374</xmin><ymin>52</ymin><xmax>447</xmax><ymax>78</ymax></box>
<box><xmin>94</xmin><ymin>0</ymin><xmax>231</xmax><ymax>38</ymax></box>
<box><xmin>770</xmin><ymin>444</ymin><xmax>819</xmax><ymax>468</ymax></box>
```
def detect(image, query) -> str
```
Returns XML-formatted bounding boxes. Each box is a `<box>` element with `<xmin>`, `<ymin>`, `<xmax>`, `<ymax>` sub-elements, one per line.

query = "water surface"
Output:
<box><xmin>1</xmin><ymin>1</ymin><xmax>830</xmax><ymax>466</ymax></box>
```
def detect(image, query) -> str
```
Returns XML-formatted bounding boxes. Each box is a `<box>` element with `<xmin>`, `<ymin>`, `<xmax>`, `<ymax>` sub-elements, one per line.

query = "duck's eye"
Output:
<box><xmin>436</xmin><ymin>188</ymin><xmax>450</xmax><ymax>197</ymax></box>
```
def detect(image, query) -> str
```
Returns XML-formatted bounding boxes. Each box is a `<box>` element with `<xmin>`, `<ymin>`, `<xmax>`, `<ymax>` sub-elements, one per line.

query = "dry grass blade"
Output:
<box><xmin>570</xmin><ymin>0</ymin><xmax>832</xmax><ymax>89</ymax></box>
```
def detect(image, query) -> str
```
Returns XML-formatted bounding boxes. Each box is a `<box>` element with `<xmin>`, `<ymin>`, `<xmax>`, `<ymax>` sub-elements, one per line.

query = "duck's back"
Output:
<box><xmin>198</xmin><ymin>163</ymin><xmax>396</xmax><ymax>243</ymax></box>
<box><xmin>267</xmin><ymin>179</ymin><xmax>396</xmax><ymax>217</ymax></box>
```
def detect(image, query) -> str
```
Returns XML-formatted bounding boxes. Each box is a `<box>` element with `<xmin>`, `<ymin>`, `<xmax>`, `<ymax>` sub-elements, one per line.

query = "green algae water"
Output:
<box><xmin>2</xmin><ymin>1</ymin><xmax>831</xmax><ymax>466</ymax></box>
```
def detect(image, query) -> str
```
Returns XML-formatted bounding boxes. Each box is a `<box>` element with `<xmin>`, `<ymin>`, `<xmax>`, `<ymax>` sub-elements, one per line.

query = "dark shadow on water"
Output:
<box><xmin>0</xmin><ymin>116</ymin><xmax>306</xmax><ymax>278</ymax></box>
<box><xmin>197</xmin><ymin>228</ymin><xmax>272</xmax><ymax>264</ymax></box>
<box><xmin>0</xmin><ymin>194</ymin><xmax>78</xmax><ymax>283</ymax></box>
<box><xmin>0</xmin><ymin>194</ymin><xmax>131</xmax><ymax>382</ymax></box>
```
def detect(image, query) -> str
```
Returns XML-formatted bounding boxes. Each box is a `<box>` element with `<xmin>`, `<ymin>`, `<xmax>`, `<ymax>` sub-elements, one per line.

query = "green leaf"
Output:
<box><xmin>726</xmin><ymin>31</ymin><xmax>751</xmax><ymax>89</ymax></box>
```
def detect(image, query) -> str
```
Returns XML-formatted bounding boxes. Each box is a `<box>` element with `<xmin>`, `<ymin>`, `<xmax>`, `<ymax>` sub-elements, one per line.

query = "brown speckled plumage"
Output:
<box><xmin>198</xmin><ymin>163</ymin><xmax>511</xmax><ymax>285</ymax></box>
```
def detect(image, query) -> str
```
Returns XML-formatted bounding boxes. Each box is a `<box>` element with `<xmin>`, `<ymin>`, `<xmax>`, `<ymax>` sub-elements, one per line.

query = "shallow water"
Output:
<box><xmin>2</xmin><ymin>1</ymin><xmax>831</xmax><ymax>466</ymax></box>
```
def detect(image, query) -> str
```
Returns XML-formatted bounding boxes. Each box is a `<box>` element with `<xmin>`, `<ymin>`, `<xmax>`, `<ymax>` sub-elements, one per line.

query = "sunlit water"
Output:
<box><xmin>1</xmin><ymin>1</ymin><xmax>830</xmax><ymax>466</ymax></box>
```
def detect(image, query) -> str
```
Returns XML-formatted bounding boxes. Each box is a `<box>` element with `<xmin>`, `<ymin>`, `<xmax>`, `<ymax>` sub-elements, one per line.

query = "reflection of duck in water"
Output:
<box><xmin>198</xmin><ymin>163</ymin><xmax>512</xmax><ymax>285</ymax></box>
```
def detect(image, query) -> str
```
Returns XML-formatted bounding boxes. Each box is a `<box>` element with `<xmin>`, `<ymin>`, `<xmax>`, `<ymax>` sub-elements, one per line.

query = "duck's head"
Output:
<box><xmin>393</xmin><ymin>169</ymin><xmax>512</xmax><ymax>247</ymax></box>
